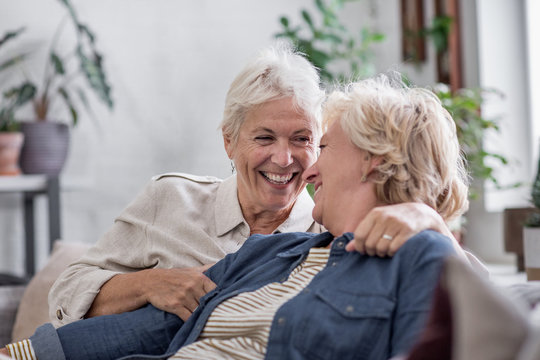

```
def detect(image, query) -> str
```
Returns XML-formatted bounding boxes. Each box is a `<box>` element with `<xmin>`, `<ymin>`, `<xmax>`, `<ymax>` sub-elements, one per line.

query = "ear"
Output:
<box><xmin>368</xmin><ymin>155</ymin><xmax>383</xmax><ymax>171</ymax></box>
<box><xmin>223</xmin><ymin>133</ymin><xmax>234</xmax><ymax>159</ymax></box>
<box><xmin>364</xmin><ymin>155</ymin><xmax>383</xmax><ymax>179</ymax></box>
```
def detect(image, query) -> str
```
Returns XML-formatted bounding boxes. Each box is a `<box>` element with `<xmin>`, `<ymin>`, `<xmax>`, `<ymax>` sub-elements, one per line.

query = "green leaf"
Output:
<box><xmin>58</xmin><ymin>0</ymin><xmax>80</xmax><ymax>25</ymax></box>
<box><xmin>77</xmin><ymin>47</ymin><xmax>114</xmax><ymax>108</ymax></box>
<box><xmin>0</xmin><ymin>27</ymin><xmax>25</xmax><ymax>48</ymax></box>
<box><xmin>78</xmin><ymin>23</ymin><xmax>96</xmax><ymax>44</ymax></box>
<box><xmin>0</xmin><ymin>54</ymin><xmax>27</xmax><ymax>72</ymax></box>
<box><xmin>58</xmin><ymin>87</ymin><xmax>78</xmax><ymax>126</ymax></box>
<box><xmin>279</xmin><ymin>16</ymin><xmax>289</xmax><ymax>28</ymax></box>
<box><xmin>14</xmin><ymin>82</ymin><xmax>36</xmax><ymax>107</ymax></box>
<box><xmin>50</xmin><ymin>52</ymin><xmax>66</xmax><ymax>75</ymax></box>
<box><xmin>301</xmin><ymin>10</ymin><xmax>314</xmax><ymax>31</ymax></box>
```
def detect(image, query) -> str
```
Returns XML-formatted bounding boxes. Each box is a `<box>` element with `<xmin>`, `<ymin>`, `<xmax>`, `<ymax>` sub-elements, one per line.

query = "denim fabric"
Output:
<box><xmin>30</xmin><ymin>304</ymin><xmax>182</xmax><ymax>360</ymax></box>
<box><xmin>32</xmin><ymin>230</ymin><xmax>455</xmax><ymax>360</ymax></box>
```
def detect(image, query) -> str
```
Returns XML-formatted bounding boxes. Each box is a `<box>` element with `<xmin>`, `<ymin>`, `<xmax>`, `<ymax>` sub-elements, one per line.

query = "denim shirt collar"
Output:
<box><xmin>276</xmin><ymin>232</ymin><xmax>353</xmax><ymax>258</ymax></box>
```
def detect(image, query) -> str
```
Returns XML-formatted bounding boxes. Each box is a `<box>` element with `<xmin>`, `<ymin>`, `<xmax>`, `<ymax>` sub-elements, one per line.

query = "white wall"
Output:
<box><xmin>0</xmin><ymin>0</ymin><xmax>529</xmax><ymax>275</ymax></box>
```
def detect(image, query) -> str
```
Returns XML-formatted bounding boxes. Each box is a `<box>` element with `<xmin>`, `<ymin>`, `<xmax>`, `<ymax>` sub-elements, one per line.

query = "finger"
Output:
<box><xmin>352</xmin><ymin>210</ymin><xmax>382</xmax><ymax>253</ymax></box>
<box><xmin>387</xmin><ymin>231</ymin><xmax>410</xmax><ymax>256</ymax></box>
<box><xmin>375</xmin><ymin>236</ymin><xmax>391</xmax><ymax>257</ymax></box>
<box><xmin>202</xmin><ymin>277</ymin><xmax>217</xmax><ymax>293</ymax></box>
<box><xmin>175</xmin><ymin>306</ymin><xmax>193</xmax><ymax>322</ymax></box>
<box><xmin>196</xmin><ymin>263</ymin><xmax>215</xmax><ymax>272</ymax></box>
<box><xmin>364</xmin><ymin>226</ymin><xmax>387</xmax><ymax>256</ymax></box>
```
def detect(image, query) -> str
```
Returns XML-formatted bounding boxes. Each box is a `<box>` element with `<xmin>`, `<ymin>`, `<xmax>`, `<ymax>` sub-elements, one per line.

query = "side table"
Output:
<box><xmin>0</xmin><ymin>175</ymin><xmax>61</xmax><ymax>277</ymax></box>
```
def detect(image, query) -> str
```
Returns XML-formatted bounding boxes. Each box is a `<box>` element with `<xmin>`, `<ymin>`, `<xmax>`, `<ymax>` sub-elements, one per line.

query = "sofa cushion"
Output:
<box><xmin>11</xmin><ymin>240</ymin><xmax>90</xmax><ymax>342</ymax></box>
<box><xmin>405</xmin><ymin>256</ymin><xmax>540</xmax><ymax>360</ymax></box>
<box><xmin>0</xmin><ymin>285</ymin><xmax>25</xmax><ymax>346</ymax></box>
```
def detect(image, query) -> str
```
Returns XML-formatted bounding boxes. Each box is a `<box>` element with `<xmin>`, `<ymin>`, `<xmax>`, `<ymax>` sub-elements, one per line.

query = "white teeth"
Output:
<box><xmin>262</xmin><ymin>172</ymin><xmax>294</xmax><ymax>184</ymax></box>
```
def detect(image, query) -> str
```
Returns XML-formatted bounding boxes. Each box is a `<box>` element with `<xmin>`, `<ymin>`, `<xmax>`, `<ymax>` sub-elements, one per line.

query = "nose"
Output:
<box><xmin>302</xmin><ymin>162</ymin><xmax>318</xmax><ymax>183</ymax></box>
<box><xmin>271</xmin><ymin>140</ymin><xmax>294</xmax><ymax>168</ymax></box>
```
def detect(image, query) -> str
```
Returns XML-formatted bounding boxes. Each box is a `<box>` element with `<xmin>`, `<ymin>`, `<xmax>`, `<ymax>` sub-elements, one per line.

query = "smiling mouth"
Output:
<box><xmin>261</xmin><ymin>171</ymin><xmax>296</xmax><ymax>185</ymax></box>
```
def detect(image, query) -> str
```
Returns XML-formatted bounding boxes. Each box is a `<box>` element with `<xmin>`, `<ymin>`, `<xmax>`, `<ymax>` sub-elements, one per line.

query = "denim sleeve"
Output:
<box><xmin>30</xmin><ymin>323</ymin><xmax>66</xmax><ymax>360</ymax></box>
<box><xmin>390</xmin><ymin>230</ymin><xmax>455</xmax><ymax>357</ymax></box>
<box><xmin>32</xmin><ymin>304</ymin><xmax>183</xmax><ymax>360</ymax></box>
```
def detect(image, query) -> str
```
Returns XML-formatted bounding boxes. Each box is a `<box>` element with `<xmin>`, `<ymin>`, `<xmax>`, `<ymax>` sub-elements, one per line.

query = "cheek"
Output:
<box><xmin>296</xmin><ymin>147</ymin><xmax>318</xmax><ymax>169</ymax></box>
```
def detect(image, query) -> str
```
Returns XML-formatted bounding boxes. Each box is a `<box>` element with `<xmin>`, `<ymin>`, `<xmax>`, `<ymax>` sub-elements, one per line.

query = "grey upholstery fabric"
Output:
<box><xmin>0</xmin><ymin>285</ymin><xmax>25</xmax><ymax>346</ymax></box>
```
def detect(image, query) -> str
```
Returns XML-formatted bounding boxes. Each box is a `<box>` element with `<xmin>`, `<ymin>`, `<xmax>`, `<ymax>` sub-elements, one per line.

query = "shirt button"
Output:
<box><xmin>336</xmin><ymin>241</ymin><xmax>345</xmax><ymax>248</ymax></box>
<box><xmin>345</xmin><ymin>305</ymin><xmax>354</xmax><ymax>313</ymax></box>
<box><xmin>56</xmin><ymin>309</ymin><xmax>63</xmax><ymax>320</ymax></box>
<box><xmin>332</xmin><ymin>262</ymin><xmax>338</xmax><ymax>266</ymax></box>
<box><xmin>277</xmin><ymin>317</ymin><xmax>286</xmax><ymax>325</ymax></box>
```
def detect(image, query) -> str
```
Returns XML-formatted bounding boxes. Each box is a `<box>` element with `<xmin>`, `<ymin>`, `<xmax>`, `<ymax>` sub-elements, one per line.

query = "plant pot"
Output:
<box><xmin>0</xmin><ymin>132</ymin><xmax>24</xmax><ymax>175</ymax></box>
<box><xmin>523</xmin><ymin>226</ymin><xmax>540</xmax><ymax>281</ymax></box>
<box><xmin>19</xmin><ymin>122</ymin><xmax>70</xmax><ymax>176</ymax></box>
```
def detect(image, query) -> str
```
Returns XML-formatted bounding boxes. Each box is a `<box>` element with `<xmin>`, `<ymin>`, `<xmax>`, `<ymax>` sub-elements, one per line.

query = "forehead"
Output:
<box><xmin>242</xmin><ymin>97</ymin><xmax>316</xmax><ymax>133</ymax></box>
<box><xmin>321</xmin><ymin>120</ymin><xmax>345</xmax><ymax>142</ymax></box>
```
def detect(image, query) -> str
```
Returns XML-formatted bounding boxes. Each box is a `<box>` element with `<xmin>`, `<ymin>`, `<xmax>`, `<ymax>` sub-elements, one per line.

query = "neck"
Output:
<box><xmin>242</xmin><ymin>206</ymin><xmax>293</xmax><ymax>235</ymax></box>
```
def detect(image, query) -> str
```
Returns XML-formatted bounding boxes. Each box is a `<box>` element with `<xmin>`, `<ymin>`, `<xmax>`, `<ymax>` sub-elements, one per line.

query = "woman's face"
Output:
<box><xmin>224</xmin><ymin>97</ymin><xmax>318</xmax><ymax>215</ymax></box>
<box><xmin>302</xmin><ymin>120</ymin><xmax>380</xmax><ymax>236</ymax></box>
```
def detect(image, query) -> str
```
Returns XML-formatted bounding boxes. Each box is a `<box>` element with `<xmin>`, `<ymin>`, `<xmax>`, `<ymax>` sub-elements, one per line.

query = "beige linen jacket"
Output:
<box><xmin>48</xmin><ymin>173</ymin><xmax>322</xmax><ymax>327</ymax></box>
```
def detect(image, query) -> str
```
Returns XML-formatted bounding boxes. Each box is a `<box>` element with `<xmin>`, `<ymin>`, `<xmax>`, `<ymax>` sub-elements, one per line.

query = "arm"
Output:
<box><xmin>345</xmin><ymin>202</ymin><xmax>467</xmax><ymax>259</ymax></box>
<box><xmin>48</xmin><ymin>180</ymin><xmax>216</xmax><ymax>326</ymax></box>
<box><xmin>86</xmin><ymin>264</ymin><xmax>215</xmax><ymax>321</ymax></box>
<box><xmin>390</xmin><ymin>231</ymin><xmax>456</xmax><ymax>357</ymax></box>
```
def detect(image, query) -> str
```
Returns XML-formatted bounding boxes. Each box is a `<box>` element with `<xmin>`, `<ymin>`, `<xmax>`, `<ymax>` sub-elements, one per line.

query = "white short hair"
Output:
<box><xmin>221</xmin><ymin>41</ymin><xmax>325</xmax><ymax>146</ymax></box>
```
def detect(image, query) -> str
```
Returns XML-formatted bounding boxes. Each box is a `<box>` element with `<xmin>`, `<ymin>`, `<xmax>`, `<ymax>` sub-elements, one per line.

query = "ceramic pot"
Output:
<box><xmin>523</xmin><ymin>226</ymin><xmax>540</xmax><ymax>281</ymax></box>
<box><xmin>0</xmin><ymin>132</ymin><xmax>24</xmax><ymax>175</ymax></box>
<box><xmin>19</xmin><ymin>122</ymin><xmax>70</xmax><ymax>176</ymax></box>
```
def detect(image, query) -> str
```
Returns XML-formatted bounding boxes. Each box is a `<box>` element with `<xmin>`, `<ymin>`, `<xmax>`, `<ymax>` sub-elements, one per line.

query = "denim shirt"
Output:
<box><xmin>157</xmin><ymin>230</ymin><xmax>455</xmax><ymax>360</ymax></box>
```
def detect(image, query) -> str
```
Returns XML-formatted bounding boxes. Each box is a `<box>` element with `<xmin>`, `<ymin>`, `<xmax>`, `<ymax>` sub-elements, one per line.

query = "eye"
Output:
<box><xmin>254</xmin><ymin>136</ymin><xmax>274</xmax><ymax>145</ymax></box>
<box><xmin>292</xmin><ymin>136</ymin><xmax>311</xmax><ymax>146</ymax></box>
<box><xmin>317</xmin><ymin>144</ymin><xmax>326</xmax><ymax>156</ymax></box>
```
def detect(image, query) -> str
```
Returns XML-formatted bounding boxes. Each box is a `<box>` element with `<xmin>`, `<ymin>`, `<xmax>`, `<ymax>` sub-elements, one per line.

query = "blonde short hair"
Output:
<box><xmin>323</xmin><ymin>73</ymin><xmax>469</xmax><ymax>221</ymax></box>
<box><xmin>220</xmin><ymin>41</ymin><xmax>324</xmax><ymax>146</ymax></box>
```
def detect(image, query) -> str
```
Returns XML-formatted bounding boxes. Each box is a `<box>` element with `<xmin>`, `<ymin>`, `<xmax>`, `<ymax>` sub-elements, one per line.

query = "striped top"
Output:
<box><xmin>170</xmin><ymin>247</ymin><xmax>331</xmax><ymax>359</ymax></box>
<box><xmin>5</xmin><ymin>339</ymin><xmax>36</xmax><ymax>360</ymax></box>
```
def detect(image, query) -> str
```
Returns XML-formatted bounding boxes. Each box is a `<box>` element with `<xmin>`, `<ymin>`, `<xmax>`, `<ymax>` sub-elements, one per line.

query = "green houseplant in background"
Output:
<box><xmin>433</xmin><ymin>84</ymin><xmax>513</xmax><ymax>198</ymax></box>
<box><xmin>275</xmin><ymin>0</ymin><xmax>385</xmax><ymax>86</ymax></box>
<box><xmin>4</xmin><ymin>0</ymin><xmax>113</xmax><ymax>176</ymax></box>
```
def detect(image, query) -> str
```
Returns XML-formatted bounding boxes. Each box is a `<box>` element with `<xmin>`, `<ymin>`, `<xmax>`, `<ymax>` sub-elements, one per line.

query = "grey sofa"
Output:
<box><xmin>0</xmin><ymin>241</ymin><xmax>89</xmax><ymax>346</ymax></box>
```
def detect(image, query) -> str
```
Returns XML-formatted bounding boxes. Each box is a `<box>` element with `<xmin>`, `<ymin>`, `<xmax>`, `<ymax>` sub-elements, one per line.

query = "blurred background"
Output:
<box><xmin>0</xmin><ymin>0</ymin><xmax>538</xmax><ymax>276</ymax></box>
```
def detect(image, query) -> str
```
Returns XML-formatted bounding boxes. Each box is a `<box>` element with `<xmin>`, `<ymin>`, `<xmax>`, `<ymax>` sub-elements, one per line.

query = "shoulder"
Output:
<box><xmin>398</xmin><ymin>230</ymin><xmax>456</xmax><ymax>262</ymax></box>
<box><xmin>143</xmin><ymin>172</ymin><xmax>224</xmax><ymax>207</ymax></box>
<box><xmin>151</xmin><ymin>172</ymin><xmax>222</xmax><ymax>184</ymax></box>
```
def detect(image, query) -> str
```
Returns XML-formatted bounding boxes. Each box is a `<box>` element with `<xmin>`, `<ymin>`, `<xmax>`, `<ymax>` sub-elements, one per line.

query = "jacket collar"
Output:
<box><xmin>276</xmin><ymin>232</ymin><xmax>348</xmax><ymax>258</ymax></box>
<box><xmin>215</xmin><ymin>175</ymin><xmax>246</xmax><ymax>237</ymax></box>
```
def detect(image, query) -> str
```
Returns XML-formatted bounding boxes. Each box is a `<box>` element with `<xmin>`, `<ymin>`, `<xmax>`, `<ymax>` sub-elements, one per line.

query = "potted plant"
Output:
<box><xmin>522</xmin><ymin>146</ymin><xmax>540</xmax><ymax>280</ymax></box>
<box><xmin>0</xmin><ymin>28</ymin><xmax>35</xmax><ymax>175</ymax></box>
<box><xmin>9</xmin><ymin>0</ymin><xmax>113</xmax><ymax>176</ymax></box>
